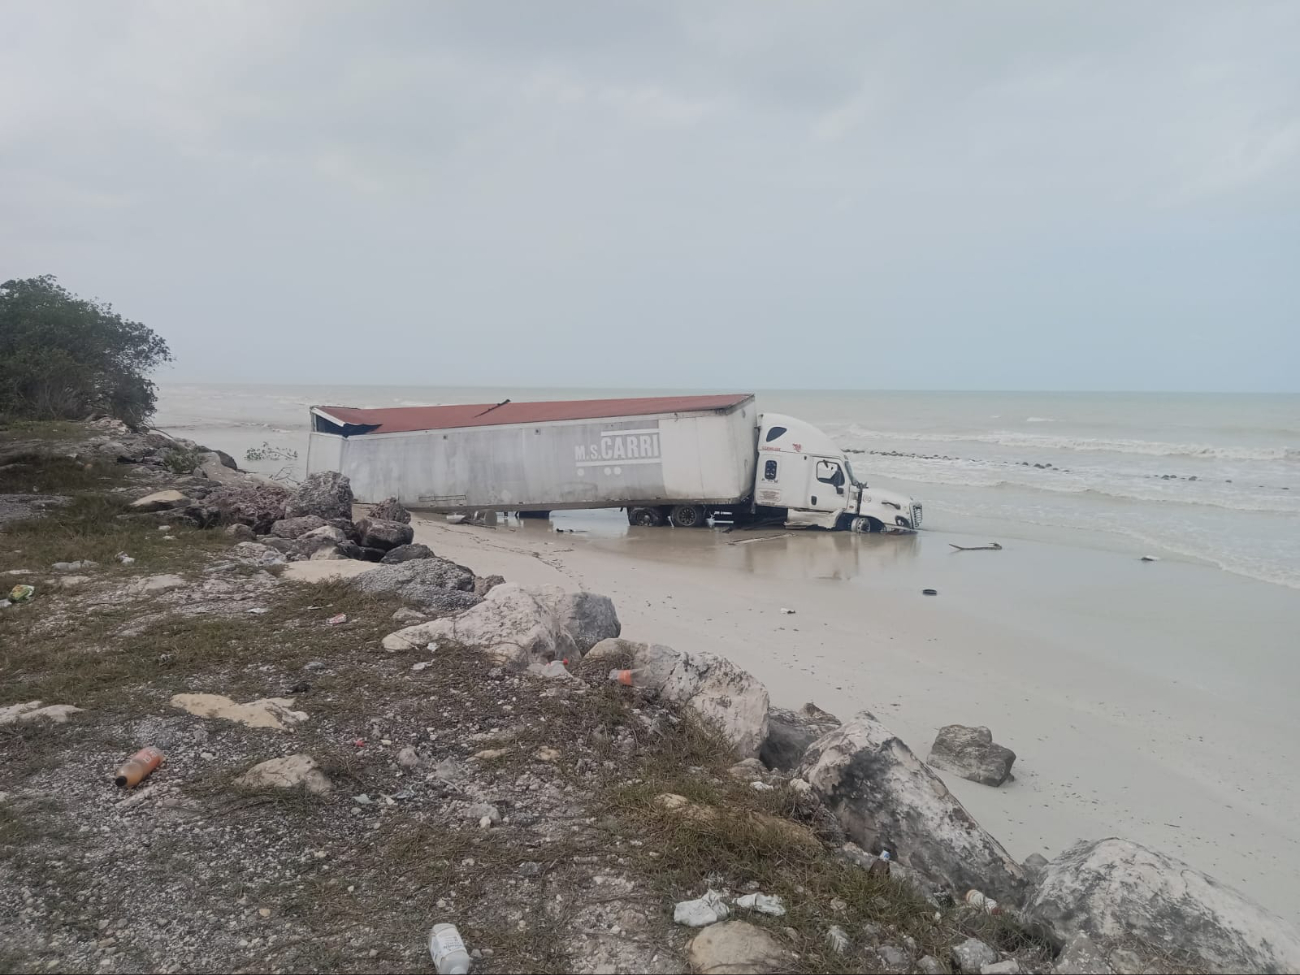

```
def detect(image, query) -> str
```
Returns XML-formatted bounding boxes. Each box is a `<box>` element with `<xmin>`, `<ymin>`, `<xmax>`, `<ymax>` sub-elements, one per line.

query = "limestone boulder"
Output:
<box><xmin>130</xmin><ymin>490</ymin><xmax>188</xmax><ymax>513</ymax></box>
<box><xmin>236</xmin><ymin>754</ymin><xmax>332</xmax><ymax>795</ymax></box>
<box><xmin>170</xmin><ymin>694</ymin><xmax>307</xmax><ymax>730</ymax></box>
<box><xmin>385</xmin><ymin>583</ymin><xmax>619</xmax><ymax>665</ymax></box>
<box><xmin>380</xmin><ymin>543</ymin><xmax>436</xmax><ymax>564</ymax></box>
<box><xmin>585</xmin><ymin>638</ymin><xmax>769</xmax><ymax>757</ymax></box>
<box><xmin>283</xmin><ymin>471</ymin><xmax>353</xmax><ymax>523</ymax></box>
<box><xmin>687</xmin><ymin>921</ymin><xmax>788</xmax><ymax>975</ymax></box>
<box><xmin>356</xmin><ymin>517</ymin><xmax>414</xmax><ymax>551</ymax></box>
<box><xmin>367</xmin><ymin>497</ymin><xmax>411</xmax><ymax>523</ymax></box>
<box><xmin>351</xmin><ymin>558</ymin><xmax>477</xmax><ymax>610</ymax></box>
<box><xmin>0</xmin><ymin>701</ymin><xmax>84</xmax><ymax>725</ymax></box>
<box><xmin>795</xmin><ymin>712</ymin><xmax>1028</xmax><ymax>904</ymax></box>
<box><xmin>759</xmin><ymin>702</ymin><xmax>841</xmax><ymax>771</ymax></box>
<box><xmin>927</xmin><ymin>724</ymin><xmax>1016</xmax><ymax>787</ymax></box>
<box><xmin>270</xmin><ymin>515</ymin><xmax>328</xmax><ymax>539</ymax></box>
<box><xmin>1024</xmin><ymin>838</ymin><xmax>1300</xmax><ymax>974</ymax></box>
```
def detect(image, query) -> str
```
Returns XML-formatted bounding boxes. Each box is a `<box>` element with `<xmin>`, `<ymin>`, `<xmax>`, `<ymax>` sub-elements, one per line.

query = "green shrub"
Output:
<box><xmin>0</xmin><ymin>275</ymin><xmax>172</xmax><ymax>428</ymax></box>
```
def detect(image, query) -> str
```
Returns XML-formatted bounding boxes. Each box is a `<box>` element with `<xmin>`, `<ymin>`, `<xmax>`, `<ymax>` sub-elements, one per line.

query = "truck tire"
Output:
<box><xmin>670</xmin><ymin>504</ymin><xmax>708</xmax><ymax>528</ymax></box>
<box><xmin>628</xmin><ymin>506</ymin><xmax>667</xmax><ymax>527</ymax></box>
<box><xmin>851</xmin><ymin>516</ymin><xmax>883</xmax><ymax>533</ymax></box>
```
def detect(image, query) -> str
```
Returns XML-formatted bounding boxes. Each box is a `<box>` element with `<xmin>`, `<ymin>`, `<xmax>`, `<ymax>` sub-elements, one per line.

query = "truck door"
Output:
<box><xmin>807</xmin><ymin>458</ymin><xmax>846</xmax><ymax>511</ymax></box>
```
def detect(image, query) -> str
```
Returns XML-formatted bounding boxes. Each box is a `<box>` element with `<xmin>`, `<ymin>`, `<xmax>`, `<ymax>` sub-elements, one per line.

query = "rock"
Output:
<box><xmin>302</xmin><ymin>525</ymin><xmax>347</xmax><ymax>545</ymax></box>
<box><xmin>202</xmin><ymin>483</ymin><xmax>289</xmax><ymax>533</ymax></box>
<box><xmin>1022</xmin><ymin>852</ymin><xmax>1049</xmax><ymax>882</ymax></box>
<box><xmin>197</xmin><ymin>452</ymin><xmax>249</xmax><ymax>485</ymax></box>
<box><xmin>877</xmin><ymin>944</ymin><xmax>910</xmax><ymax>969</ymax></box>
<box><xmin>796</xmin><ymin>713</ymin><xmax>1027</xmax><ymax>903</ymax></box>
<box><xmin>473</xmin><ymin>574</ymin><xmax>505</xmax><ymax>596</ymax></box>
<box><xmin>380</xmin><ymin>543</ymin><xmax>435</xmax><ymax>564</ymax></box>
<box><xmin>1053</xmin><ymin>935</ymin><xmax>1113</xmax><ymax>975</ymax></box>
<box><xmin>826</xmin><ymin>925</ymin><xmax>850</xmax><ymax>953</ymax></box>
<box><xmin>980</xmin><ymin>962</ymin><xmax>1020</xmax><ymax>975</ymax></box>
<box><xmin>236</xmin><ymin>754</ymin><xmax>332</xmax><ymax>794</ymax></box>
<box><xmin>687</xmin><ymin>921</ymin><xmax>786</xmax><ymax>974</ymax></box>
<box><xmin>356</xmin><ymin>517</ymin><xmax>414</xmax><ymax>551</ymax></box>
<box><xmin>169</xmin><ymin>694</ymin><xmax>307</xmax><ymax>730</ymax></box>
<box><xmin>916</xmin><ymin>956</ymin><xmax>943</xmax><ymax>975</ymax></box>
<box><xmin>654</xmin><ymin>794</ymin><xmax>818</xmax><ymax>851</ymax></box>
<box><xmin>367</xmin><ymin>497</ymin><xmax>411</xmax><ymax>523</ymax></box>
<box><xmin>397</xmin><ymin>747</ymin><xmax>421</xmax><ymax>768</ymax></box>
<box><xmin>259</xmin><ymin>537</ymin><xmax>297</xmax><ymax>554</ymax></box>
<box><xmin>232</xmin><ymin>542</ymin><xmax>286</xmax><ymax>566</ymax></box>
<box><xmin>0</xmin><ymin>701</ymin><xmax>84</xmax><ymax>725</ymax></box>
<box><xmin>673</xmin><ymin>889</ymin><xmax>730</xmax><ymax>927</ymax></box>
<box><xmin>1024</xmin><ymin>838</ymin><xmax>1300</xmax><ymax>974</ymax></box>
<box><xmin>353</xmin><ymin>558</ymin><xmax>477</xmax><ymax>609</ymax></box>
<box><xmin>130</xmin><ymin>490</ymin><xmax>188</xmax><ymax>512</ymax></box>
<box><xmin>465</xmin><ymin>802</ymin><xmax>500</xmax><ymax>825</ymax></box>
<box><xmin>269</xmin><ymin>515</ymin><xmax>328</xmax><ymax>539</ymax></box>
<box><xmin>759</xmin><ymin>702</ymin><xmax>841</xmax><ymax>771</ymax></box>
<box><xmin>733</xmin><ymin>893</ymin><xmax>785</xmax><ymax>917</ymax></box>
<box><xmin>526</xmin><ymin>660</ymin><xmax>572</xmax><ymax>680</ymax></box>
<box><xmin>306</xmin><ymin>544</ymin><xmax>349</xmax><ymax>561</ymax></box>
<box><xmin>129</xmin><ymin>574</ymin><xmax>187</xmax><ymax>593</ymax></box>
<box><xmin>951</xmin><ymin>938</ymin><xmax>999</xmax><ymax>972</ymax></box>
<box><xmin>928</xmin><ymin>724</ymin><xmax>1016</xmax><ymax>787</ymax></box>
<box><xmin>225</xmin><ymin>523</ymin><xmax>256</xmax><ymax>542</ymax></box>
<box><xmin>535</xmin><ymin>746</ymin><xmax>561</xmax><ymax>762</ymax></box>
<box><xmin>386</xmin><ymin>584</ymin><xmax>618</xmax><ymax>664</ymax></box>
<box><xmin>1108</xmin><ymin>948</ymin><xmax>1144</xmax><ymax>975</ymax></box>
<box><xmin>52</xmin><ymin>560</ymin><xmax>98</xmax><ymax>571</ymax></box>
<box><xmin>284</xmin><ymin>471</ymin><xmax>353</xmax><ymax>522</ymax></box>
<box><xmin>585</xmin><ymin>638</ymin><xmax>768</xmax><ymax>757</ymax></box>
<box><xmin>391</xmin><ymin>607</ymin><xmax>427</xmax><ymax>625</ymax></box>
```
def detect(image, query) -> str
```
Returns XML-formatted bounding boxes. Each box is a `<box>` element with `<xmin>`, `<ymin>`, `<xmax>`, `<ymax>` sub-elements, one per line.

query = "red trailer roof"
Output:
<box><xmin>312</xmin><ymin>394</ymin><xmax>754</xmax><ymax>434</ymax></box>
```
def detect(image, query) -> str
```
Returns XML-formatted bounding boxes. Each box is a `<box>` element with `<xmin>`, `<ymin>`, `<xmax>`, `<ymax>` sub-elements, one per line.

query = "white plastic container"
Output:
<box><xmin>429</xmin><ymin>923</ymin><xmax>471</xmax><ymax>974</ymax></box>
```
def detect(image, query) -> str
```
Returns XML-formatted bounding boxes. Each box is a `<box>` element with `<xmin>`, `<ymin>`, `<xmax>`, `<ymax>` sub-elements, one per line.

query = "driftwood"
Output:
<box><xmin>949</xmin><ymin>542</ymin><xmax>1003</xmax><ymax>552</ymax></box>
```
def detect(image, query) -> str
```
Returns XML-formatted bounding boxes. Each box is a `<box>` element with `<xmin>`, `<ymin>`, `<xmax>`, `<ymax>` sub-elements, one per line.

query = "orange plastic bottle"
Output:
<box><xmin>115</xmin><ymin>747</ymin><xmax>164</xmax><ymax>788</ymax></box>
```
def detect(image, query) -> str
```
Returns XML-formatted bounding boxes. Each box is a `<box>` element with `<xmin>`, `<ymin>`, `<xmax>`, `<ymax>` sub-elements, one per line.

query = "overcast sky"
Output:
<box><xmin>3</xmin><ymin>2</ymin><xmax>1297</xmax><ymax>392</ymax></box>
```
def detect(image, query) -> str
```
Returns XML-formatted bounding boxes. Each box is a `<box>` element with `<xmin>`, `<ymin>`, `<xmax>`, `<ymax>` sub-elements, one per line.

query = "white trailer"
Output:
<box><xmin>306</xmin><ymin>394</ymin><xmax>921</xmax><ymax>531</ymax></box>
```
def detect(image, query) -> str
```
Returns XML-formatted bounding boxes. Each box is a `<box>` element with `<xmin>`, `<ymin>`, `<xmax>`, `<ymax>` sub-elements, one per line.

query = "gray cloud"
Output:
<box><xmin>2</xmin><ymin>0</ymin><xmax>1297</xmax><ymax>390</ymax></box>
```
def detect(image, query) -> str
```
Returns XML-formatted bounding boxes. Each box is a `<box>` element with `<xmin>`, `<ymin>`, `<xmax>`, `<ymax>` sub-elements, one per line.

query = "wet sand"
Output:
<box><xmin>291</xmin><ymin>511</ymin><xmax>1300</xmax><ymax>921</ymax></box>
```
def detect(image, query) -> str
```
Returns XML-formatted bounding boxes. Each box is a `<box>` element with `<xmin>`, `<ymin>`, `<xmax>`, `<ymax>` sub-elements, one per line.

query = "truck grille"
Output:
<box><xmin>912</xmin><ymin>504</ymin><xmax>923</xmax><ymax>527</ymax></box>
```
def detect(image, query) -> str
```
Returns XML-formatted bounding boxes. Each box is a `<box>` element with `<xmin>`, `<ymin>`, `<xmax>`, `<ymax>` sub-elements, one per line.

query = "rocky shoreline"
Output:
<box><xmin>3</xmin><ymin>421</ymin><xmax>1299</xmax><ymax>974</ymax></box>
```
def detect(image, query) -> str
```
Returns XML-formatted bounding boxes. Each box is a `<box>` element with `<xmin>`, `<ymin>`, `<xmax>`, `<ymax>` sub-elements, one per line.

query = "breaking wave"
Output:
<box><xmin>843</xmin><ymin>426</ymin><xmax>1298</xmax><ymax>462</ymax></box>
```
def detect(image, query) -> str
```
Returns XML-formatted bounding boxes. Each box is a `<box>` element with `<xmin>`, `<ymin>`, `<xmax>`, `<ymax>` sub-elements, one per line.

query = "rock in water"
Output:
<box><xmin>269</xmin><ymin>515</ymin><xmax>328</xmax><ymax>539</ymax></box>
<box><xmin>384</xmin><ymin>584</ymin><xmax>619</xmax><ymax>665</ymax></box>
<box><xmin>796</xmin><ymin>713</ymin><xmax>1027</xmax><ymax>903</ymax></box>
<box><xmin>687</xmin><ymin>921</ymin><xmax>786</xmax><ymax>974</ymax></box>
<box><xmin>236</xmin><ymin>754</ymin><xmax>332</xmax><ymax>794</ymax></box>
<box><xmin>1024</xmin><ymin>838</ymin><xmax>1300</xmax><ymax>974</ymax></box>
<box><xmin>927</xmin><ymin>724</ymin><xmax>1017</xmax><ymax>786</ymax></box>
<box><xmin>380</xmin><ymin>543</ymin><xmax>435</xmax><ymax>564</ymax></box>
<box><xmin>284</xmin><ymin>471</ymin><xmax>353</xmax><ymax>522</ymax></box>
<box><xmin>355</xmin><ymin>517</ymin><xmax>414</xmax><ymax>551</ymax></box>
<box><xmin>584</xmin><ymin>638</ymin><xmax>769</xmax><ymax>757</ymax></box>
<box><xmin>367</xmin><ymin>497</ymin><xmax>411</xmax><ymax>523</ymax></box>
<box><xmin>759</xmin><ymin>702</ymin><xmax>841</xmax><ymax>771</ymax></box>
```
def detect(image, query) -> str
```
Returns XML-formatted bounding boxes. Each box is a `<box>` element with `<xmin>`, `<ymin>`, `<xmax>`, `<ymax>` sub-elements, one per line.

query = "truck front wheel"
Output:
<box><xmin>851</xmin><ymin>516</ymin><xmax>883</xmax><ymax>533</ymax></box>
<box><xmin>628</xmin><ymin>506</ymin><xmax>667</xmax><ymax>527</ymax></box>
<box><xmin>670</xmin><ymin>504</ymin><xmax>708</xmax><ymax>528</ymax></box>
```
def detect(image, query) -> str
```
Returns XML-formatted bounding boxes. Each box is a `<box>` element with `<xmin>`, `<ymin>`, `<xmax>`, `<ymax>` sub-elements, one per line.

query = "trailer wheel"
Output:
<box><xmin>670</xmin><ymin>504</ymin><xmax>708</xmax><ymax>528</ymax></box>
<box><xmin>628</xmin><ymin>506</ymin><xmax>666</xmax><ymax>527</ymax></box>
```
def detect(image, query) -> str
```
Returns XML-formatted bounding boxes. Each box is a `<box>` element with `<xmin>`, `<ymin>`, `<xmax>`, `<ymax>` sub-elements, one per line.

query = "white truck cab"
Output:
<box><xmin>755</xmin><ymin>413</ymin><xmax>922</xmax><ymax>532</ymax></box>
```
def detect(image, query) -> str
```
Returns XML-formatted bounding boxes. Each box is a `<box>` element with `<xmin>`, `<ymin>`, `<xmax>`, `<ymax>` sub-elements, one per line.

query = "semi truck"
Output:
<box><xmin>305</xmin><ymin>393</ymin><xmax>921</xmax><ymax>532</ymax></box>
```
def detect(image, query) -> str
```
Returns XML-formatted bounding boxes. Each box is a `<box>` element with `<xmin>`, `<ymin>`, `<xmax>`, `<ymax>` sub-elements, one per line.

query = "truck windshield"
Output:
<box><xmin>845</xmin><ymin>460</ymin><xmax>865</xmax><ymax>488</ymax></box>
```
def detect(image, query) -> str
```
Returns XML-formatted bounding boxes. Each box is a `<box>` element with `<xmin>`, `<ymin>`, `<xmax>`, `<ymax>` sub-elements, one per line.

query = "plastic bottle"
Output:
<box><xmin>607</xmin><ymin>668</ymin><xmax>666</xmax><ymax>691</ymax></box>
<box><xmin>869</xmin><ymin>849</ymin><xmax>891</xmax><ymax>877</ymax></box>
<box><xmin>115</xmin><ymin>747</ymin><xmax>164</xmax><ymax>788</ymax></box>
<box><xmin>429</xmin><ymin>922</ymin><xmax>471</xmax><ymax>975</ymax></box>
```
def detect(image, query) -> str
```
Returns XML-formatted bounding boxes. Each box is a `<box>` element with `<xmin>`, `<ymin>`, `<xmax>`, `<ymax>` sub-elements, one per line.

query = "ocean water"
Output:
<box><xmin>154</xmin><ymin>384</ymin><xmax>1300</xmax><ymax>590</ymax></box>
